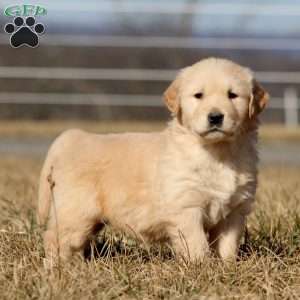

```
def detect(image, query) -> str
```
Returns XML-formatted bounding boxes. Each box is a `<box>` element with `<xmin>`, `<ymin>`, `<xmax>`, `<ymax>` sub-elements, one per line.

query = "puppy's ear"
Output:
<box><xmin>249</xmin><ymin>79</ymin><xmax>269</xmax><ymax>119</ymax></box>
<box><xmin>163</xmin><ymin>75</ymin><xmax>181</xmax><ymax>115</ymax></box>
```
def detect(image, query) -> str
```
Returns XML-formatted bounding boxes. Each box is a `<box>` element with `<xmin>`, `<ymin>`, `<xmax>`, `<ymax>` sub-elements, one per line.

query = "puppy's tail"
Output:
<box><xmin>37</xmin><ymin>154</ymin><xmax>55</xmax><ymax>227</ymax></box>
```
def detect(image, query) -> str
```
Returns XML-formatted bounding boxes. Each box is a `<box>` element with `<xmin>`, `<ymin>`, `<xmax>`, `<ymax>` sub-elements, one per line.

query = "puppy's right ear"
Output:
<box><xmin>249</xmin><ymin>79</ymin><xmax>269</xmax><ymax>119</ymax></box>
<box><xmin>163</xmin><ymin>75</ymin><xmax>181</xmax><ymax>115</ymax></box>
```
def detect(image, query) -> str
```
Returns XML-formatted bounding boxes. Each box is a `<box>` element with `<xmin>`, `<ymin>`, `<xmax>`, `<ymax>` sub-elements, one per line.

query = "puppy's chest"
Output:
<box><xmin>163</xmin><ymin>152</ymin><xmax>255</xmax><ymax>225</ymax></box>
<box><xmin>191</xmin><ymin>161</ymin><xmax>249</xmax><ymax>224</ymax></box>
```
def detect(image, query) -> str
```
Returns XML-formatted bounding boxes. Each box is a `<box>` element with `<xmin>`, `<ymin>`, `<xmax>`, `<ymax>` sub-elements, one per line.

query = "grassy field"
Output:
<box><xmin>0</xmin><ymin>121</ymin><xmax>299</xmax><ymax>299</ymax></box>
<box><xmin>0</xmin><ymin>156</ymin><xmax>299</xmax><ymax>299</ymax></box>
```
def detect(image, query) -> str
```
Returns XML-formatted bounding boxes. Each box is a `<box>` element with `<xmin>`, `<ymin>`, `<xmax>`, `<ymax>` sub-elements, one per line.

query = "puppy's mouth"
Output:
<box><xmin>199</xmin><ymin>127</ymin><xmax>234</xmax><ymax>138</ymax></box>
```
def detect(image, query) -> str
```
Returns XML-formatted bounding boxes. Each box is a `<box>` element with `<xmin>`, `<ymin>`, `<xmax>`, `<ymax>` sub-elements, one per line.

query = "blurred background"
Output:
<box><xmin>0</xmin><ymin>0</ymin><xmax>299</xmax><ymax>165</ymax></box>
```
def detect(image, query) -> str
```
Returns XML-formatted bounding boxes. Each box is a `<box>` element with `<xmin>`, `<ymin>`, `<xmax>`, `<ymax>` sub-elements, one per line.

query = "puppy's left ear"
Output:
<box><xmin>249</xmin><ymin>79</ymin><xmax>269</xmax><ymax>119</ymax></box>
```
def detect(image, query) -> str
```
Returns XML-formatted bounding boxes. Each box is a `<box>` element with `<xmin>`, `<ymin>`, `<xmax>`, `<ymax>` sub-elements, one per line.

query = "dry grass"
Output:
<box><xmin>0</xmin><ymin>157</ymin><xmax>299</xmax><ymax>299</ymax></box>
<box><xmin>0</xmin><ymin>120</ymin><xmax>300</xmax><ymax>142</ymax></box>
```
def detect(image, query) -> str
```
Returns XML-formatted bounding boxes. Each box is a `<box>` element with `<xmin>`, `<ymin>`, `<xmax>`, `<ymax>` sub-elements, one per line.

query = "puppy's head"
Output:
<box><xmin>164</xmin><ymin>58</ymin><xmax>269</xmax><ymax>143</ymax></box>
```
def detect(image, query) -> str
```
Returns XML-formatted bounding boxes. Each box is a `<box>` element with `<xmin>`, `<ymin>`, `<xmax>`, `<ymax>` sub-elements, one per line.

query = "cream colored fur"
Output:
<box><xmin>37</xmin><ymin>58</ymin><xmax>268</xmax><ymax>262</ymax></box>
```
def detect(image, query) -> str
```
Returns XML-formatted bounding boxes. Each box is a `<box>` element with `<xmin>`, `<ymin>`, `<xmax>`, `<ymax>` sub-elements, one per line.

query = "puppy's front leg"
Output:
<box><xmin>169</xmin><ymin>209</ymin><xmax>209</xmax><ymax>262</ymax></box>
<box><xmin>209</xmin><ymin>208</ymin><xmax>246</xmax><ymax>262</ymax></box>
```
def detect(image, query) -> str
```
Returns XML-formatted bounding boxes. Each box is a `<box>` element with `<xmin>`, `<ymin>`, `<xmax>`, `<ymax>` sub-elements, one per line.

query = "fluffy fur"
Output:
<box><xmin>37</xmin><ymin>58</ymin><xmax>269</xmax><ymax>262</ymax></box>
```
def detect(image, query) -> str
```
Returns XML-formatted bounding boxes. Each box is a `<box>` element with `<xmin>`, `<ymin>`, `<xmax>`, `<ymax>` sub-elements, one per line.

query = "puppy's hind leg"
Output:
<box><xmin>43</xmin><ymin>186</ymin><xmax>104</xmax><ymax>261</ymax></box>
<box><xmin>44</xmin><ymin>213</ymin><xmax>103</xmax><ymax>261</ymax></box>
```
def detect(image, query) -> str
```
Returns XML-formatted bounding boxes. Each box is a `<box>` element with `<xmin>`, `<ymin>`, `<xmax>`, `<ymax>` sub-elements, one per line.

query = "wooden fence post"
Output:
<box><xmin>284</xmin><ymin>87</ymin><xmax>299</xmax><ymax>127</ymax></box>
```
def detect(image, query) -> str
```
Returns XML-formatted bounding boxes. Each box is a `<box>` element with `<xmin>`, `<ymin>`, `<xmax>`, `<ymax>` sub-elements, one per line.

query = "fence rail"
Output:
<box><xmin>2</xmin><ymin>34</ymin><xmax>300</xmax><ymax>51</ymax></box>
<box><xmin>1</xmin><ymin>66</ymin><xmax>300</xmax><ymax>84</ymax></box>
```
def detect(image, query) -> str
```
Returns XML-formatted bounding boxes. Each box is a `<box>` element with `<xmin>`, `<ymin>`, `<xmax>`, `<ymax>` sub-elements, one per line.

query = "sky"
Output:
<box><xmin>1</xmin><ymin>0</ymin><xmax>300</xmax><ymax>37</ymax></box>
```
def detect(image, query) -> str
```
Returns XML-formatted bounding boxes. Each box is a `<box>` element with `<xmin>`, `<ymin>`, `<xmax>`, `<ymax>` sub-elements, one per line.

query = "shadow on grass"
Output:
<box><xmin>83</xmin><ymin>230</ymin><xmax>174</xmax><ymax>262</ymax></box>
<box><xmin>84</xmin><ymin>221</ymin><xmax>300</xmax><ymax>264</ymax></box>
<box><xmin>239</xmin><ymin>214</ymin><xmax>300</xmax><ymax>259</ymax></box>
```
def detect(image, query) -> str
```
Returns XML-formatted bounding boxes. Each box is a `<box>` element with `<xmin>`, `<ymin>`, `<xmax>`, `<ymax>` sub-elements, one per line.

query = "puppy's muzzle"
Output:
<box><xmin>208</xmin><ymin>111</ymin><xmax>224</xmax><ymax>127</ymax></box>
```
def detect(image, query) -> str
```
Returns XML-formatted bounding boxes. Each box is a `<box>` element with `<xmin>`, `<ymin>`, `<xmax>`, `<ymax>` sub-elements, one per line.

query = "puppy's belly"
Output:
<box><xmin>102</xmin><ymin>201</ymin><xmax>170</xmax><ymax>243</ymax></box>
<box><xmin>95</xmin><ymin>183</ymin><xmax>161</xmax><ymax>232</ymax></box>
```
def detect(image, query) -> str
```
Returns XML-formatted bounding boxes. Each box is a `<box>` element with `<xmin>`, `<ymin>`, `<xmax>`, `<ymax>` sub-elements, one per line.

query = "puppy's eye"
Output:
<box><xmin>194</xmin><ymin>92</ymin><xmax>203</xmax><ymax>99</ymax></box>
<box><xmin>228</xmin><ymin>90</ymin><xmax>238</xmax><ymax>99</ymax></box>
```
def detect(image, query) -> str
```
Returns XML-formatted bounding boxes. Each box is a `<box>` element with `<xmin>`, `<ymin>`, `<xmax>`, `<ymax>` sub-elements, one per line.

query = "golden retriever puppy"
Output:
<box><xmin>37</xmin><ymin>58</ymin><xmax>268</xmax><ymax>262</ymax></box>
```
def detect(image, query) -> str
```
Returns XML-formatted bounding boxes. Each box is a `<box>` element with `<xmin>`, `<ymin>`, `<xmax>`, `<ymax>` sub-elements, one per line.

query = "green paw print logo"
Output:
<box><xmin>3</xmin><ymin>4</ymin><xmax>47</xmax><ymax>48</ymax></box>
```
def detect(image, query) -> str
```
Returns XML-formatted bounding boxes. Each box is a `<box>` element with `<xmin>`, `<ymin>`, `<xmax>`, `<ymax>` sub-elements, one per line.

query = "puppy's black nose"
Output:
<box><xmin>208</xmin><ymin>111</ymin><xmax>224</xmax><ymax>126</ymax></box>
